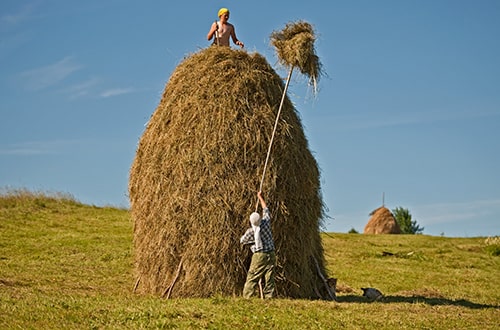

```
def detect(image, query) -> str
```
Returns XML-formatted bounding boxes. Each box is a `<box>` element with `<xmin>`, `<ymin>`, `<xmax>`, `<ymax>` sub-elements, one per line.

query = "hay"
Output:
<box><xmin>129</xmin><ymin>46</ymin><xmax>327</xmax><ymax>298</ymax></box>
<box><xmin>270</xmin><ymin>21</ymin><xmax>322</xmax><ymax>89</ymax></box>
<box><xmin>364</xmin><ymin>207</ymin><xmax>401</xmax><ymax>234</ymax></box>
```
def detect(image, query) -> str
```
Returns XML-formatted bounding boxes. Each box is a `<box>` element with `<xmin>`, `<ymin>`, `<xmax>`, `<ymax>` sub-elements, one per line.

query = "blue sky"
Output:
<box><xmin>1</xmin><ymin>1</ymin><xmax>499</xmax><ymax>237</ymax></box>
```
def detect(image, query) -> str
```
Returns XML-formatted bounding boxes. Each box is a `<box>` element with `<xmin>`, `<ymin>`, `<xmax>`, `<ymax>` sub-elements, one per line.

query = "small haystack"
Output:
<box><xmin>129</xmin><ymin>44</ymin><xmax>327</xmax><ymax>298</ymax></box>
<box><xmin>364</xmin><ymin>206</ymin><xmax>401</xmax><ymax>234</ymax></box>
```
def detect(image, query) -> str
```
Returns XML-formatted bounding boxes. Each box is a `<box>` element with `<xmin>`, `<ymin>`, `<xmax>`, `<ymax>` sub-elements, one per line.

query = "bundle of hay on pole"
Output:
<box><xmin>129</xmin><ymin>22</ymin><xmax>328</xmax><ymax>299</ymax></box>
<box><xmin>270</xmin><ymin>21</ymin><xmax>322</xmax><ymax>91</ymax></box>
<box><xmin>364</xmin><ymin>206</ymin><xmax>401</xmax><ymax>234</ymax></box>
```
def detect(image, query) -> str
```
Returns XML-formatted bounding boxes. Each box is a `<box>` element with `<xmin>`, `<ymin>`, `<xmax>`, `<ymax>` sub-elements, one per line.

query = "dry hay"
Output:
<box><xmin>364</xmin><ymin>206</ymin><xmax>401</xmax><ymax>234</ymax></box>
<box><xmin>270</xmin><ymin>21</ymin><xmax>322</xmax><ymax>90</ymax></box>
<box><xmin>129</xmin><ymin>46</ymin><xmax>327</xmax><ymax>298</ymax></box>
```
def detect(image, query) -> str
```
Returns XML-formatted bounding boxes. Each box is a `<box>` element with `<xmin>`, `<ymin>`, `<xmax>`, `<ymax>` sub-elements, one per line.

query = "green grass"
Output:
<box><xmin>1</xmin><ymin>191</ymin><xmax>498</xmax><ymax>329</ymax></box>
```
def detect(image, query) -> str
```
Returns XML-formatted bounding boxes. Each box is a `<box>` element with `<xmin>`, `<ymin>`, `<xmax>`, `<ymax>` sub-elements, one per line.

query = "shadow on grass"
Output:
<box><xmin>336</xmin><ymin>295</ymin><xmax>499</xmax><ymax>309</ymax></box>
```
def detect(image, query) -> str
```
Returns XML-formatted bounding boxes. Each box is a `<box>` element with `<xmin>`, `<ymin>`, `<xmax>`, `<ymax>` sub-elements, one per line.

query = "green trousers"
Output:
<box><xmin>243</xmin><ymin>251</ymin><xmax>276</xmax><ymax>299</ymax></box>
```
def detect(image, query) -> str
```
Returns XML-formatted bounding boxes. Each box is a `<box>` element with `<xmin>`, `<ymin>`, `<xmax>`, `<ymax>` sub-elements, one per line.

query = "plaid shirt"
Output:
<box><xmin>240</xmin><ymin>208</ymin><xmax>275</xmax><ymax>253</ymax></box>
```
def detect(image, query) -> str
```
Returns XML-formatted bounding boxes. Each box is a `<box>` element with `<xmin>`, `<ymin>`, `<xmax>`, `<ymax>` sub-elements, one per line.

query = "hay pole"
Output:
<box><xmin>312</xmin><ymin>255</ymin><xmax>336</xmax><ymax>301</ymax></box>
<box><xmin>163</xmin><ymin>258</ymin><xmax>183</xmax><ymax>299</ymax></box>
<box><xmin>256</xmin><ymin>21</ymin><xmax>321</xmax><ymax>210</ymax></box>
<box><xmin>258</xmin><ymin>279</ymin><xmax>264</xmax><ymax>299</ymax></box>
<box><xmin>256</xmin><ymin>66</ymin><xmax>294</xmax><ymax>211</ymax></box>
<box><xmin>214</xmin><ymin>20</ymin><xmax>220</xmax><ymax>46</ymax></box>
<box><xmin>133</xmin><ymin>275</ymin><xmax>141</xmax><ymax>293</ymax></box>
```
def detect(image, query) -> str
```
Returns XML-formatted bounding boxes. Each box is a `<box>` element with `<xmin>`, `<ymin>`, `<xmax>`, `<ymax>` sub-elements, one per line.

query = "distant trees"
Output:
<box><xmin>392</xmin><ymin>207</ymin><xmax>424</xmax><ymax>234</ymax></box>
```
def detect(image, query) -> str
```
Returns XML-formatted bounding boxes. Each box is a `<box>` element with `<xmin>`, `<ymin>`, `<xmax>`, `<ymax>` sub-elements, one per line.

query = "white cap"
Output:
<box><xmin>249</xmin><ymin>212</ymin><xmax>261</xmax><ymax>226</ymax></box>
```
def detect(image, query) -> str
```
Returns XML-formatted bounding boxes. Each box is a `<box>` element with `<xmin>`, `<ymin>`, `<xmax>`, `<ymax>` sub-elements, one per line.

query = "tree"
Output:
<box><xmin>392</xmin><ymin>207</ymin><xmax>424</xmax><ymax>234</ymax></box>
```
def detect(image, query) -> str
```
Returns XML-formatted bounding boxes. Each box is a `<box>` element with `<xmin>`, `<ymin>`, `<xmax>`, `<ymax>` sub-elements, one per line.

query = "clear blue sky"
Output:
<box><xmin>1</xmin><ymin>1</ymin><xmax>499</xmax><ymax>237</ymax></box>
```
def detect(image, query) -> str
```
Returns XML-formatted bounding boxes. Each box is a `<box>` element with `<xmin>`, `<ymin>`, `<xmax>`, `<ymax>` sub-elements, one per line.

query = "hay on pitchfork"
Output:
<box><xmin>270</xmin><ymin>21</ymin><xmax>322</xmax><ymax>90</ymax></box>
<box><xmin>129</xmin><ymin>45</ymin><xmax>329</xmax><ymax>299</ymax></box>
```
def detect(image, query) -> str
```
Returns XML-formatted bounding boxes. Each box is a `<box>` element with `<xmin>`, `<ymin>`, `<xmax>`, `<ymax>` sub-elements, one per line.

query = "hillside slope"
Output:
<box><xmin>1</xmin><ymin>192</ymin><xmax>498</xmax><ymax>329</ymax></box>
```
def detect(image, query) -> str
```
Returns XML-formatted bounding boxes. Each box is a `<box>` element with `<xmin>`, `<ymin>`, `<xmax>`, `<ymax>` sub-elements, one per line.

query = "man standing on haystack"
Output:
<box><xmin>240</xmin><ymin>191</ymin><xmax>276</xmax><ymax>298</ymax></box>
<box><xmin>207</xmin><ymin>7</ymin><xmax>244</xmax><ymax>48</ymax></box>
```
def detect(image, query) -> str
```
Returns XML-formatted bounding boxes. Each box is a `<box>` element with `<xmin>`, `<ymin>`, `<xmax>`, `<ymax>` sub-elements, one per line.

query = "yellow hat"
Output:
<box><xmin>218</xmin><ymin>8</ymin><xmax>229</xmax><ymax>17</ymax></box>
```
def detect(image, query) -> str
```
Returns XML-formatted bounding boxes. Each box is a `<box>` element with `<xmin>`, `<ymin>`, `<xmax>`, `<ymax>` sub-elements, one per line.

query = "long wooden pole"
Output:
<box><xmin>256</xmin><ymin>66</ymin><xmax>294</xmax><ymax>211</ymax></box>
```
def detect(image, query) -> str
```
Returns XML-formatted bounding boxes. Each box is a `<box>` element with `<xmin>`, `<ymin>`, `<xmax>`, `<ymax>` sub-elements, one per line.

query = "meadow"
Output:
<box><xmin>0</xmin><ymin>191</ymin><xmax>498</xmax><ymax>329</ymax></box>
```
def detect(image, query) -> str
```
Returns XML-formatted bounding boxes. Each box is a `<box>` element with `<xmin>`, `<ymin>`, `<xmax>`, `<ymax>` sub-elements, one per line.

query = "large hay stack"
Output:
<box><xmin>129</xmin><ymin>45</ymin><xmax>327</xmax><ymax>298</ymax></box>
<box><xmin>364</xmin><ymin>206</ymin><xmax>401</xmax><ymax>234</ymax></box>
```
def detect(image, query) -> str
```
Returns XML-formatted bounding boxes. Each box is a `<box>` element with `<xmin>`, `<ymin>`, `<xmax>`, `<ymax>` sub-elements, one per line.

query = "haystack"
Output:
<box><xmin>129</xmin><ymin>45</ymin><xmax>327</xmax><ymax>298</ymax></box>
<box><xmin>364</xmin><ymin>207</ymin><xmax>401</xmax><ymax>234</ymax></box>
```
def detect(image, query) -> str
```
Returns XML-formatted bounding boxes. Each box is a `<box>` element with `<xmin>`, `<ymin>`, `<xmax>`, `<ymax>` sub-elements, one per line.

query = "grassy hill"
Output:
<box><xmin>1</xmin><ymin>191</ymin><xmax>498</xmax><ymax>329</ymax></box>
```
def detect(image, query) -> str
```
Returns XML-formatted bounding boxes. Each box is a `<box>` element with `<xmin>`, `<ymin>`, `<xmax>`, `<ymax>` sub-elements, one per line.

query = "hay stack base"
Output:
<box><xmin>129</xmin><ymin>46</ymin><xmax>327</xmax><ymax>298</ymax></box>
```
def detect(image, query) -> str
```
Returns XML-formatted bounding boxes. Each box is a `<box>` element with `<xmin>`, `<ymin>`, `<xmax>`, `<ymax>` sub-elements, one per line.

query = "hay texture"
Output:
<box><xmin>270</xmin><ymin>21</ymin><xmax>322</xmax><ymax>89</ymax></box>
<box><xmin>364</xmin><ymin>207</ymin><xmax>401</xmax><ymax>234</ymax></box>
<box><xmin>129</xmin><ymin>46</ymin><xmax>327</xmax><ymax>298</ymax></box>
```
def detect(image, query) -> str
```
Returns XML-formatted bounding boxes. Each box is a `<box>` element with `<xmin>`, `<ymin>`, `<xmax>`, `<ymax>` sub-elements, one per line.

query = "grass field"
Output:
<box><xmin>0</xmin><ymin>191</ymin><xmax>498</xmax><ymax>329</ymax></box>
